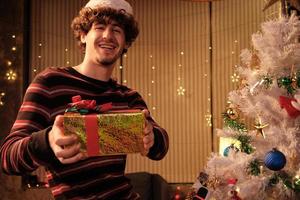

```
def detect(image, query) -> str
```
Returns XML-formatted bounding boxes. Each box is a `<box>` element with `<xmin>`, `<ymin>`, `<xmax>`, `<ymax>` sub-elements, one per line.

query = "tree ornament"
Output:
<box><xmin>264</xmin><ymin>149</ymin><xmax>286</xmax><ymax>171</ymax></box>
<box><xmin>226</xmin><ymin>107</ymin><xmax>239</xmax><ymax>120</ymax></box>
<box><xmin>250</xmin><ymin>75</ymin><xmax>273</xmax><ymax>95</ymax></box>
<box><xmin>253</xmin><ymin>117</ymin><xmax>268</xmax><ymax>138</ymax></box>
<box><xmin>227</xmin><ymin>178</ymin><xmax>242</xmax><ymax>200</ymax></box>
<box><xmin>223</xmin><ymin>144</ymin><xmax>239</xmax><ymax>157</ymax></box>
<box><xmin>279</xmin><ymin>96</ymin><xmax>300</xmax><ymax>118</ymax></box>
<box><xmin>291</xmin><ymin>74</ymin><xmax>297</xmax><ymax>90</ymax></box>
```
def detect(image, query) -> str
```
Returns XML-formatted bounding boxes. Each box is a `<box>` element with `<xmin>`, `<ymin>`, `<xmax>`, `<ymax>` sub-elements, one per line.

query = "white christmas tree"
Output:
<box><xmin>192</xmin><ymin>13</ymin><xmax>300</xmax><ymax>200</ymax></box>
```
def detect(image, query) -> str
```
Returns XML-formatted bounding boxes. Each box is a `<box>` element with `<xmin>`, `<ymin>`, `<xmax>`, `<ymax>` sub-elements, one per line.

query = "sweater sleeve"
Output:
<box><xmin>127</xmin><ymin>90</ymin><xmax>169</xmax><ymax>160</ymax></box>
<box><xmin>0</xmin><ymin>74</ymin><xmax>60</xmax><ymax>175</ymax></box>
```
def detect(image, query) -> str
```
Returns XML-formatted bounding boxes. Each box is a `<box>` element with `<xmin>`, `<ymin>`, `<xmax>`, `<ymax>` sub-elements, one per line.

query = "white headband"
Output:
<box><xmin>85</xmin><ymin>0</ymin><xmax>133</xmax><ymax>15</ymax></box>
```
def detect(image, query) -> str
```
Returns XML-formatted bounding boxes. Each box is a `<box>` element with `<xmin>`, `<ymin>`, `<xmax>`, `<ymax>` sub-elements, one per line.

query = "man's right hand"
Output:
<box><xmin>48</xmin><ymin>115</ymin><xmax>87</xmax><ymax>164</ymax></box>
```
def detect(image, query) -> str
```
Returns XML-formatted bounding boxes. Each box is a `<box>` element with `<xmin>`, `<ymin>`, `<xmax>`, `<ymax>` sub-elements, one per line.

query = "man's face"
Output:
<box><xmin>81</xmin><ymin>20</ymin><xmax>128</xmax><ymax>67</ymax></box>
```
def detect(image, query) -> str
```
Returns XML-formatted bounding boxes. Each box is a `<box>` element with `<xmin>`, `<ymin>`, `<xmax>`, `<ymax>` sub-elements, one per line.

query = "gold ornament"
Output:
<box><xmin>254</xmin><ymin>117</ymin><xmax>269</xmax><ymax>138</ymax></box>
<box><xmin>227</xmin><ymin>107</ymin><xmax>239</xmax><ymax>120</ymax></box>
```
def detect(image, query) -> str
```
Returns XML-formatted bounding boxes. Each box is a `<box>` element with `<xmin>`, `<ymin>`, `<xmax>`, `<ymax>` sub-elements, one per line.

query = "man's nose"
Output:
<box><xmin>102</xmin><ymin>28</ymin><xmax>113</xmax><ymax>39</ymax></box>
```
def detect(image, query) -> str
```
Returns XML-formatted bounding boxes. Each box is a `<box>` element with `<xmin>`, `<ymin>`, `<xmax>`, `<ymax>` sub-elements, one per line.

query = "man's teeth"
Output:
<box><xmin>100</xmin><ymin>44</ymin><xmax>115</xmax><ymax>49</ymax></box>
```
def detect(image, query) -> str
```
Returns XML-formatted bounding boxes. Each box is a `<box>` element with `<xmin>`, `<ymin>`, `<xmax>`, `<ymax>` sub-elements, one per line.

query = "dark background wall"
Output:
<box><xmin>0</xmin><ymin>0</ymin><xmax>52</xmax><ymax>199</ymax></box>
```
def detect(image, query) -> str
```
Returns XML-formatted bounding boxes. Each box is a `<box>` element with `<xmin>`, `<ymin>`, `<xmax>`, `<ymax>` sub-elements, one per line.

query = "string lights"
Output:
<box><xmin>205</xmin><ymin>113</ymin><xmax>212</xmax><ymax>127</ymax></box>
<box><xmin>231</xmin><ymin>73</ymin><xmax>240</xmax><ymax>83</ymax></box>
<box><xmin>0</xmin><ymin>92</ymin><xmax>5</xmax><ymax>106</ymax></box>
<box><xmin>149</xmin><ymin>54</ymin><xmax>157</xmax><ymax>111</ymax></box>
<box><xmin>231</xmin><ymin>40</ymin><xmax>240</xmax><ymax>84</ymax></box>
<box><xmin>6</xmin><ymin>69</ymin><xmax>17</xmax><ymax>81</ymax></box>
<box><xmin>177</xmin><ymin>51</ymin><xmax>186</xmax><ymax>96</ymax></box>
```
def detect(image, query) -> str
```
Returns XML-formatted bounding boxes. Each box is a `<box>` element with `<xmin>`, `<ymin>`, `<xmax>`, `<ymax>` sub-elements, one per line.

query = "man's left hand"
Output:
<box><xmin>141</xmin><ymin>109</ymin><xmax>154</xmax><ymax>156</ymax></box>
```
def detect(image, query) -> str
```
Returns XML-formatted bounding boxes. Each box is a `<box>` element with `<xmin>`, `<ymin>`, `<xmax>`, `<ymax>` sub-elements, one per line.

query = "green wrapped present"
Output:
<box><xmin>63</xmin><ymin>110</ymin><xmax>145</xmax><ymax>157</ymax></box>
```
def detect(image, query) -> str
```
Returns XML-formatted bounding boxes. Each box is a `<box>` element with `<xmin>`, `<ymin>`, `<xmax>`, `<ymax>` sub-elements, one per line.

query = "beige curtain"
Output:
<box><xmin>30</xmin><ymin>0</ymin><xmax>279</xmax><ymax>182</ymax></box>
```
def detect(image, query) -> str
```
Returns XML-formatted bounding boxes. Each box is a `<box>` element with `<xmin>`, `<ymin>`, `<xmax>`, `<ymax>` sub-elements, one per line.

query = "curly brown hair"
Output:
<box><xmin>71</xmin><ymin>7</ymin><xmax>139</xmax><ymax>51</ymax></box>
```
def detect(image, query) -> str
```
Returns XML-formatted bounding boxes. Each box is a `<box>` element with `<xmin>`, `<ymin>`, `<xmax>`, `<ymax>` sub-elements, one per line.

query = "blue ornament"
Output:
<box><xmin>223</xmin><ymin>144</ymin><xmax>237</xmax><ymax>157</ymax></box>
<box><xmin>264</xmin><ymin>149</ymin><xmax>286</xmax><ymax>171</ymax></box>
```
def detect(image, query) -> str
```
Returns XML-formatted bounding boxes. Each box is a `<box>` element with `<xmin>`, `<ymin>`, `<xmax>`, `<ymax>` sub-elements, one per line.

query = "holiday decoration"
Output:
<box><xmin>63</xmin><ymin>96</ymin><xmax>145</xmax><ymax>156</ymax></box>
<box><xmin>253</xmin><ymin>116</ymin><xmax>269</xmax><ymax>138</ymax></box>
<box><xmin>264</xmin><ymin>149</ymin><xmax>286</xmax><ymax>171</ymax></box>
<box><xmin>279</xmin><ymin>95</ymin><xmax>300</xmax><ymax>118</ymax></box>
<box><xmin>226</xmin><ymin>107</ymin><xmax>239</xmax><ymax>120</ymax></box>
<box><xmin>223</xmin><ymin>144</ymin><xmax>239</xmax><ymax>157</ymax></box>
<box><xmin>192</xmin><ymin>13</ymin><xmax>300</xmax><ymax>200</ymax></box>
<box><xmin>227</xmin><ymin>178</ymin><xmax>242</xmax><ymax>200</ymax></box>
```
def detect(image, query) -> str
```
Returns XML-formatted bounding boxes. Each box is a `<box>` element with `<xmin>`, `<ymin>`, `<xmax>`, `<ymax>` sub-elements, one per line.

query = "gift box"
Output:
<box><xmin>63</xmin><ymin>96</ymin><xmax>145</xmax><ymax>156</ymax></box>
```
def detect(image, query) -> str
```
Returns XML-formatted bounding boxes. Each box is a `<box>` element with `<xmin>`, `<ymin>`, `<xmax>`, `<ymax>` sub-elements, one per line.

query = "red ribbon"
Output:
<box><xmin>279</xmin><ymin>96</ymin><xmax>300</xmax><ymax>118</ymax></box>
<box><xmin>71</xmin><ymin>95</ymin><xmax>96</xmax><ymax>109</ymax></box>
<box><xmin>69</xmin><ymin>95</ymin><xmax>113</xmax><ymax>113</ymax></box>
<box><xmin>85</xmin><ymin>115</ymin><xmax>100</xmax><ymax>156</ymax></box>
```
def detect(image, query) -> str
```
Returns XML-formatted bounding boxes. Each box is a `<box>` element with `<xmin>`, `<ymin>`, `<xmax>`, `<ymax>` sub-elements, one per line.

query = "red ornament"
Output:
<box><xmin>279</xmin><ymin>96</ymin><xmax>300</xmax><ymax>118</ymax></box>
<box><xmin>228</xmin><ymin>190</ymin><xmax>242</xmax><ymax>200</ymax></box>
<box><xmin>227</xmin><ymin>178</ymin><xmax>238</xmax><ymax>186</ymax></box>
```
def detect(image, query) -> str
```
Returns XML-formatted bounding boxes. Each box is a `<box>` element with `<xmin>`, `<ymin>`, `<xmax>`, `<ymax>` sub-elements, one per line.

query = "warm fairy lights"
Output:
<box><xmin>177</xmin><ymin>86</ymin><xmax>186</xmax><ymax>96</ymax></box>
<box><xmin>231</xmin><ymin>73</ymin><xmax>240</xmax><ymax>83</ymax></box>
<box><xmin>205</xmin><ymin>113</ymin><xmax>212</xmax><ymax>127</ymax></box>
<box><xmin>0</xmin><ymin>92</ymin><xmax>5</xmax><ymax>106</ymax></box>
<box><xmin>6</xmin><ymin>70</ymin><xmax>17</xmax><ymax>81</ymax></box>
<box><xmin>177</xmin><ymin>52</ymin><xmax>186</xmax><ymax>96</ymax></box>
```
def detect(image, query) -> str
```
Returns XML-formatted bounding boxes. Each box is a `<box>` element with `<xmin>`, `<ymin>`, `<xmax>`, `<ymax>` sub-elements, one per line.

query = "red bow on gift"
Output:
<box><xmin>71</xmin><ymin>95</ymin><xmax>97</xmax><ymax>109</ymax></box>
<box><xmin>279</xmin><ymin>96</ymin><xmax>300</xmax><ymax>118</ymax></box>
<box><xmin>67</xmin><ymin>95</ymin><xmax>112</xmax><ymax>114</ymax></box>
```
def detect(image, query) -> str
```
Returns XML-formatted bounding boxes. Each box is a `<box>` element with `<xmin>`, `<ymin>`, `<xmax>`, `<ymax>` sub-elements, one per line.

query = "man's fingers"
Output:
<box><xmin>56</xmin><ymin>143</ymin><xmax>81</xmax><ymax>159</ymax></box>
<box><xmin>142</xmin><ymin>109</ymin><xmax>150</xmax><ymax>118</ymax></box>
<box><xmin>54</xmin><ymin>115</ymin><xmax>64</xmax><ymax>127</ymax></box>
<box><xmin>143</xmin><ymin>134</ymin><xmax>154</xmax><ymax>150</ymax></box>
<box><xmin>144</xmin><ymin>126</ymin><xmax>152</xmax><ymax>135</ymax></box>
<box><xmin>143</xmin><ymin>135</ymin><xmax>153</xmax><ymax>145</ymax></box>
<box><xmin>56</xmin><ymin>134</ymin><xmax>78</xmax><ymax>146</ymax></box>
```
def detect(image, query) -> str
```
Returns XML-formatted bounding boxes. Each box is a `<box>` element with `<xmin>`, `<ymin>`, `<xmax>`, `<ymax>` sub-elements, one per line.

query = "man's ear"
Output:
<box><xmin>80</xmin><ymin>33</ymin><xmax>86</xmax><ymax>44</ymax></box>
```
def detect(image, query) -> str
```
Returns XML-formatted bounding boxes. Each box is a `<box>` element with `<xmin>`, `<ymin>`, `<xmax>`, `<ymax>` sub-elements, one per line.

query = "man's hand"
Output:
<box><xmin>48</xmin><ymin>115</ymin><xmax>87</xmax><ymax>164</ymax></box>
<box><xmin>141</xmin><ymin>109</ymin><xmax>154</xmax><ymax>156</ymax></box>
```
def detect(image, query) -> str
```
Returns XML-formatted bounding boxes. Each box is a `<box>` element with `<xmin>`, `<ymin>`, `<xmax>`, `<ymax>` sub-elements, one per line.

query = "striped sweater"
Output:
<box><xmin>0</xmin><ymin>67</ymin><xmax>169</xmax><ymax>200</ymax></box>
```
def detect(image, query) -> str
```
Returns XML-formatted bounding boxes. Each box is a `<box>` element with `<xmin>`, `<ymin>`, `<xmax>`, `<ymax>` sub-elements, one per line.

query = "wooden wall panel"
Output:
<box><xmin>30</xmin><ymin>0</ymin><xmax>279</xmax><ymax>183</ymax></box>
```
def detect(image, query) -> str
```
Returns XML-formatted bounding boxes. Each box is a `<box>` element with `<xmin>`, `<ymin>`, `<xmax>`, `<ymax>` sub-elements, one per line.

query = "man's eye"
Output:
<box><xmin>113</xmin><ymin>28</ymin><xmax>122</xmax><ymax>33</ymax></box>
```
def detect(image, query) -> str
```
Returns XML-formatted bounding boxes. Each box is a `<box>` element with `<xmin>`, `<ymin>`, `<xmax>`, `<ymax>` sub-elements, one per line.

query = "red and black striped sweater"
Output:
<box><xmin>0</xmin><ymin>67</ymin><xmax>169</xmax><ymax>200</ymax></box>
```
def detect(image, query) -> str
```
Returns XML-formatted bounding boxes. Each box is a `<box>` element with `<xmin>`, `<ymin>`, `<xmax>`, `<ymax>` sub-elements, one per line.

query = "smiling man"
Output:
<box><xmin>0</xmin><ymin>0</ymin><xmax>169</xmax><ymax>199</ymax></box>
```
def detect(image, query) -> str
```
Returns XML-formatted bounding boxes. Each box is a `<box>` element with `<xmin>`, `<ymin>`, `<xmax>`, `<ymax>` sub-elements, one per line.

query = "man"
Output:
<box><xmin>0</xmin><ymin>0</ymin><xmax>169</xmax><ymax>199</ymax></box>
